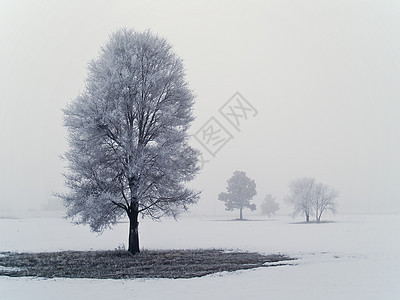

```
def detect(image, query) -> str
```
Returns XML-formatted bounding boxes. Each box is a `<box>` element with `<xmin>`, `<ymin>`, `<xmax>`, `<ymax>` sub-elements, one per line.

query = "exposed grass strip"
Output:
<box><xmin>0</xmin><ymin>249</ymin><xmax>294</xmax><ymax>279</ymax></box>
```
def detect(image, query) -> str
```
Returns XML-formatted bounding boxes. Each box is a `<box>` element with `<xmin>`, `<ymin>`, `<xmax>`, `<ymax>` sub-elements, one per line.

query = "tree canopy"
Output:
<box><xmin>218</xmin><ymin>171</ymin><xmax>257</xmax><ymax>220</ymax></box>
<box><xmin>59</xmin><ymin>28</ymin><xmax>200</xmax><ymax>254</ymax></box>
<box><xmin>286</xmin><ymin>177</ymin><xmax>338</xmax><ymax>222</ymax></box>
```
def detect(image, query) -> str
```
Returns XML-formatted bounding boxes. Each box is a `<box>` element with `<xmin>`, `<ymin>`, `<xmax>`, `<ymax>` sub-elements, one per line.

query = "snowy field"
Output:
<box><xmin>0</xmin><ymin>213</ymin><xmax>399</xmax><ymax>299</ymax></box>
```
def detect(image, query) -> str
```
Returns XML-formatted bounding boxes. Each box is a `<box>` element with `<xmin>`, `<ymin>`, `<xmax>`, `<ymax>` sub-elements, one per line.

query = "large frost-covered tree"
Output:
<box><xmin>59</xmin><ymin>29</ymin><xmax>200</xmax><ymax>254</ymax></box>
<box><xmin>286</xmin><ymin>177</ymin><xmax>315</xmax><ymax>222</ymax></box>
<box><xmin>218</xmin><ymin>171</ymin><xmax>257</xmax><ymax>220</ymax></box>
<box><xmin>313</xmin><ymin>182</ymin><xmax>338</xmax><ymax>222</ymax></box>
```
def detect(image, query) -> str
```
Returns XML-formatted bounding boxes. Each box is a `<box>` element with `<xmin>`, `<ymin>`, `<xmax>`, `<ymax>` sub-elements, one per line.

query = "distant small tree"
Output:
<box><xmin>286</xmin><ymin>177</ymin><xmax>338</xmax><ymax>222</ymax></box>
<box><xmin>286</xmin><ymin>177</ymin><xmax>315</xmax><ymax>222</ymax></box>
<box><xmin>218</xmin><ymin>171</ymin><xmax>257</xmax><ymax>220</ymax></box>
<box><xmin>313</xmin><ymin>182</ymin><xmax>338</xmax><ymax>222</ymax></box>
<box><xmin>261</xmin><ymin>194</ymin><xmax>279</xmax><ymax>218</ymax></box>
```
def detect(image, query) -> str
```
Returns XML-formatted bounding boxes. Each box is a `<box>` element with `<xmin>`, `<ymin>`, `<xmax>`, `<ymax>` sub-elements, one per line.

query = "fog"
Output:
<box><xmin>1</xmin><ymin>0</ymin><xmax>399</xmax><ymax>215</ymax></box>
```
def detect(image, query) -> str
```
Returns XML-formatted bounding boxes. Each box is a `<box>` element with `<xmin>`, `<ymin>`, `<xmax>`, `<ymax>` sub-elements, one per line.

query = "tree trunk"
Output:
<box><xmin>318</xmin><ymin>210</ymin><xmax>323</xmax><ymax>223</ymax></box>
<box><xmin>128</xmin><ymin>211</ymin><xmax>140</xmax><ymax>254</ymax></box>
<box><xmin>128</xmin><ymin>179</ymin><xmax>140</xmax><ymax>254</ymax></box>
<box><xmin>306</xmin><ymin>213</ymin><xmax>309</xmax><ymax>222</ymax></box>
<box><xmin>239</xmin><ymin>207</ymin><xmax>243</xmax><ymax>220</ymax></box>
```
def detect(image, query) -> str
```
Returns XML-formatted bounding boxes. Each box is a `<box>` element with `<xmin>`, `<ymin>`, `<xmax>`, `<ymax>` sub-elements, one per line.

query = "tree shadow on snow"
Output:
<box><xmin>289</xmin><ymin>220</ymin><xmax>337</xmax><ymax>225</ymax></box>
<box><xmin>214</xmin><ymin>218</ymin><xmax>276</xmax><ymax>222</ymax></box>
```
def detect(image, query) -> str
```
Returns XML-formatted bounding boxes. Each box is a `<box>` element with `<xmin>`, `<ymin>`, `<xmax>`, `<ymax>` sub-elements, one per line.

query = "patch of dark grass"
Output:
<box><xmin>0</xmin><ymin>249</ymin><xmax>295</xmax><ymax>279</ymax></box>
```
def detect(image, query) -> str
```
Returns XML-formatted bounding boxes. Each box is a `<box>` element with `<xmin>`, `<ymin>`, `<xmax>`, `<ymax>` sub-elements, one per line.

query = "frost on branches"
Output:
<box><xmin>286</xmin><ymin>177</ymin><xmax>338</xmax><ymax>222</ymax></box>
<box><xmin>218</xmin><ymin>171</ymin><xmax>257</xmax><ymax>220</ymax></box>
<box><xmin>58</xmin><ymin>29</ymin><xmax>200</xmax><ymax>254</ymax></box>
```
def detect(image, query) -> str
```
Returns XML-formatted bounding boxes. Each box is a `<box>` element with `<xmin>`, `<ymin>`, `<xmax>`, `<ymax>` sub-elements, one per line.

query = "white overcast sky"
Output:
<box><xmin>0</xmin><ymin>0</ymin><xmax>399</xmax><ymax>214</ymax></box>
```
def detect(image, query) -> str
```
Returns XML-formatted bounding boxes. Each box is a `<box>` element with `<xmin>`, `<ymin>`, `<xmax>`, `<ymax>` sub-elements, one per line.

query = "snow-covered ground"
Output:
<box><xmin>1</xmin><ymin>213</ymin><xmax>399</xmax><ymax>299</ymax></box>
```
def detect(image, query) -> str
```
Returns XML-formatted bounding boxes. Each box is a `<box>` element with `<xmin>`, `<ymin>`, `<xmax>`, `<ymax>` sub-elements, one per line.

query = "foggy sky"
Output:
<box><xmin>1</xmin><ymin>0</ymin><xmax>399</xmax><ymax>214</ymax></box>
